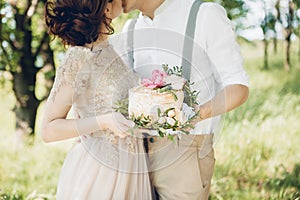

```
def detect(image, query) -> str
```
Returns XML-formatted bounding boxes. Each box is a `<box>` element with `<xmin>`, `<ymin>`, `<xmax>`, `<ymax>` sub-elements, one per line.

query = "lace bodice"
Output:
<box><xmin>51</xmin><ymin>41</ymin><xmax>138</xmax><ymax>119</ymax></box>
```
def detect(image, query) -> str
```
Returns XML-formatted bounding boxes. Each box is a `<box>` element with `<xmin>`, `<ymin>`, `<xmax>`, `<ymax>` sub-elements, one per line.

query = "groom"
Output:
<box><xmin>121</xmin><ymin>0</ymin><xmax>249</xmax><ymax>199</ymax></box>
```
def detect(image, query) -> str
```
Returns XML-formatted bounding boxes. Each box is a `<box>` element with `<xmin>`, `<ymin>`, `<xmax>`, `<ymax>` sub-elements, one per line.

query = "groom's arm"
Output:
<box><xmin>193</xmin><ymin>3</ymin><xmax>249</xmax><ymax>122</ymax></box>
<box><xmin>194</xmin><ymin>84</ymin><xmax>249</xmax><ymax>121</ymax></box>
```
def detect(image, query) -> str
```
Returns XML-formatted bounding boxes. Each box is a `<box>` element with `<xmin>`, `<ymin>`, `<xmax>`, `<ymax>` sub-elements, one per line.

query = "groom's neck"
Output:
<box><xmin>139</xmin><ymin>0</ymin><xmax>165</xmax><ymax>19</ymax></box>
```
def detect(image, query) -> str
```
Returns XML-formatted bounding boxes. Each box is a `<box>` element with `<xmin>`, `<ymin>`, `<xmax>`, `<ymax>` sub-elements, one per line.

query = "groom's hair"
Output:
<box><xmin>45</xmin><ymin>0</ymin><xmax>114</xmax><ymax>46</ymax></box>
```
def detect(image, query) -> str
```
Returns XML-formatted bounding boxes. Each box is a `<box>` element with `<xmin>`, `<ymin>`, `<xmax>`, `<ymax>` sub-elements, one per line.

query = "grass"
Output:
<box><xmin>210</xmin><ymin>39</ymin><xmax>300</xmax><ymax>200</ymax></box>
<box><xmin>1</xmin><ymin>39</ymin><xmax>300</xmax><ymax>199</ymax></box>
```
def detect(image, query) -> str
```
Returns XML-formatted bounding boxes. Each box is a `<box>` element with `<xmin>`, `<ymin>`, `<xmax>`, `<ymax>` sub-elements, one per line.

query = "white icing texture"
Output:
<box><xmin>128</xmin><ymin>85</ymin><xmax>184</xmax><ymax>123</ymax></box>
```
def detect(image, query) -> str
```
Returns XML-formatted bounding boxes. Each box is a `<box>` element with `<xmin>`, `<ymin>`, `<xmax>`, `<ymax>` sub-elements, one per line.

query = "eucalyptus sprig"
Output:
<box><xmin>151</xmin><ymin>82</ymin><xmax>179</xmax><ymax>101</ymax></box>
<box><xmin>183</xmin><ymin>81</ymin><xmax>199</xmax><ymax>107</ymax></box>
<box><xmin>162</xmin><ymin>64</ymin><xmax>182</xmax><ymax>76</ymax></box>
<box><xmin>129</xmin><ymin>107</ymin><xmax>199</xmax><ymax>140</ymax></box>
<box><xmin>162</xmin><ymin>64</ymin><xmax>199</xmax><ymax>107</ymax></box>
<box><xmin>113</xmin><ymin>99</ymin><xmax>129</xmax><ymax>116</ymax></box>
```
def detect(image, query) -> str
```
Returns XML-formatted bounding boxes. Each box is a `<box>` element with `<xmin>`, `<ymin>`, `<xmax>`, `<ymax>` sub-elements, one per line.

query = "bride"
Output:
<box><xmin>42</xmin><ymin>0</ymin><xmax>153</xmax><ymax>199</ymax></box>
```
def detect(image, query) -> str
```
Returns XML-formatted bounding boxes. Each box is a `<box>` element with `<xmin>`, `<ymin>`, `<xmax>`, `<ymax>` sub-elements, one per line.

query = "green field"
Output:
<box><xmin>0</xmin><ymin>39</ymin><xmax>300</xmax><ymax>199</ymax></box>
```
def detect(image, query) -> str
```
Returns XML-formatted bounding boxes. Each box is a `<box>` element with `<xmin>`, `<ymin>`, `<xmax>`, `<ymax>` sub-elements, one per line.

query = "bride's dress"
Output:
<box><xmin>50</xmin><ymin>41</ymin><xmax>153</xmax><ymax>199</ymax></box>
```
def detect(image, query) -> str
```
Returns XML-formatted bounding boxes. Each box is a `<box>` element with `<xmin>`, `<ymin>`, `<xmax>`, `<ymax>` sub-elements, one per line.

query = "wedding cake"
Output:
<box><xmin>114</xmin><ymin>68</ymin><xmax>199</xmax><ymax>137</ymax></box>
<box><xmin>128</xmin><ymin>69</ymin><xmax>186</xmax><ymax>125</ymax></box>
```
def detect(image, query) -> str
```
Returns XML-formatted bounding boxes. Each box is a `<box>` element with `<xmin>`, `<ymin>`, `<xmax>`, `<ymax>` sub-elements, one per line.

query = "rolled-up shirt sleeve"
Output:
<box><xmin>200</xmin><ymin>3</ymin><xmax>249</xmax><ymax>88</ymax></box>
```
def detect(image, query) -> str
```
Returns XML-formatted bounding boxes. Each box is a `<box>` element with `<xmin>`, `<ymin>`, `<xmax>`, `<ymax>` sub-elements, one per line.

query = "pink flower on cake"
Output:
<box><xmin>141</xmin><ymin>70</ymin><xmax>167</xmax><ymax>89</ymax></box>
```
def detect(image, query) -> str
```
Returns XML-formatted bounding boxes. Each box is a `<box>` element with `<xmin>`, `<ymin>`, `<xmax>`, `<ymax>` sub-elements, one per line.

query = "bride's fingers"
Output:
<box><xmin>134</xmin><ymin>128</ymin><xmax>150</xmax><ymax>134</ymax></box>
<box><xmin>122</xmin><ymin>120</ymin><xmax>135</xmax><ymax>128</ymax></box>
<box><xmin>115</xmin><ymin>118</ymin><xmax>135</xmax><ymax>131</ymax></box>
<box><xmin>112</xmin><ymin>112</ymin><xmax>135</xmax><ymax>128</ymax></box>
<box><xmin>113</xmin><ymin>130</ymin><xmax>127</xmax><ymax>138</ymax></box>
<box><xmin>185</xmin><ymin>118</ymin><xmax>198</xmax><ymax>132</ymax></box>
<box><xmin>118</xmin><ymin>116</ymin><xmax>135</xmax><ymax>128</ymax></box>
<box><xmin>113</xmin><ymin>123</ymin><xmax>132</xmax><ymax>138</ymax></box>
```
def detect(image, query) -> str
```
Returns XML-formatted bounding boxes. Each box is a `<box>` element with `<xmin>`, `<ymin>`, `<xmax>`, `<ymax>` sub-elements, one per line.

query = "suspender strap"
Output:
<box><xmin>127</xmin><ymin>19</ymin><xmax>137</xmax><ymax>69</ymax></box>
<box><xmin>181</xmin><ymin>0</ymin><xmax>202</xmax><ymax>80</ymax></box>
<box><xmin>127</xmin><ymin>0</ymin><xmax>202</xmax><ymax>77</ymax></box>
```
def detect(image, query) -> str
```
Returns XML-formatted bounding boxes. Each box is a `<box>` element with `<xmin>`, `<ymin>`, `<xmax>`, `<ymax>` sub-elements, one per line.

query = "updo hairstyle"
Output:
<box><xmin>45</xmin><ymin>0</ymin><xmax>114</xmax><ymax>46</ymax></box>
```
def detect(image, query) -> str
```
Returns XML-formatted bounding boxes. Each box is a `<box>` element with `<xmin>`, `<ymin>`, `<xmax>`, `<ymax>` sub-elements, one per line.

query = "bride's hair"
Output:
<box><xmin>45</xmin><ymin>0</ymin><xmax>114</xmax><ymax>46</ymax></box>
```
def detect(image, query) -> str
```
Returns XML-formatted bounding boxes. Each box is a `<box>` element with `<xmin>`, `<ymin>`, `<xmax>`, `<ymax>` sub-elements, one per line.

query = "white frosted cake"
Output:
<box><xmin>128</xmin><ymin>85</ymin><xmax>184</xmax><ymax>123</ymax></box>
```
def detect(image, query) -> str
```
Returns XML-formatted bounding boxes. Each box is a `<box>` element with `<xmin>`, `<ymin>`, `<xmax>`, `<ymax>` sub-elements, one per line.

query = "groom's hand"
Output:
<box><xmin>186</xmin><ymin>104</ymin><xmax>205</xmax><ymax>132</ymax></box>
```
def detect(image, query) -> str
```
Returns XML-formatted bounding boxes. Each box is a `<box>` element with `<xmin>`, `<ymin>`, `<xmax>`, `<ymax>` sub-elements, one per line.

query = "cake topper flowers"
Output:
<box><xmin>141</xmin><ymin>68</ymin><xmax>187</xmax><ymax>94</ymax></box>
<box><xmin>141</xmin><ymin>70</ymin><xmax>167</xmax><ymax>89</ymax></box>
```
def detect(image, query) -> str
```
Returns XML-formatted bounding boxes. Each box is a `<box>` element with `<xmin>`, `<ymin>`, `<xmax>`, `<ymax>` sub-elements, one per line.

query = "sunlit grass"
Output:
<box><xmin>0</xmin><ymin>85</ymin><xmax>73</xmax><ymax>199</ymax></box>
<box><xmin>210</xmin><ymin>39</ymin><xmax>300</xmax><ymax>199</ymax></box>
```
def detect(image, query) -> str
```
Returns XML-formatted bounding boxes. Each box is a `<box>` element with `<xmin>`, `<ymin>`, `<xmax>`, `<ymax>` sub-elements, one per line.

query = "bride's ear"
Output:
<box><xmin>105</xmin><ymin>3</ymin><xmax>113</xmax><ymax>18</ymax></box>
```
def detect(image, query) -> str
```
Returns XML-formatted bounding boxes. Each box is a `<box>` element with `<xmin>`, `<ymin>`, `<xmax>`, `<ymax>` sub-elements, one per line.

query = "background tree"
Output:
<box><xmin>293</xmin><ymin>0</ymin><xmax>300</xmax><ymax>61</ymax></box>
<box><xmin>220</xmin><ymin>0</ymin><xmax>249</xmax><ymax>31</ymax></box>
<box><xmin>284</xmin><ymin>0</ymin><xmax>295</xmax><ymax>71</ymax></box>
<box><xmin>276</xmin><ymin>0</ymin><xmax>298</xmax><ymax>71</ymax></box>
<box><xmin>260</xmin><ymin>1</ymin><xmax>277</xmax><ymax>70</ymax></box>
<box><xmin>205</xmin><ymin>0</ymin><xmax>249</xmax><ymax>31</ymax></box>
<box><xmin>261</xmin><ymin>13</ymin><xmax>276</xmax><ymax>70</ymax></box>
<box><xmin>274</xmin><ymin>0</ymin><xmax>281</xmax><ymax>54</ymax></box>
<box><xmin>0</xmin><ymin>0</ymin><xmax>56</xmax><ymax>141</ymax></box>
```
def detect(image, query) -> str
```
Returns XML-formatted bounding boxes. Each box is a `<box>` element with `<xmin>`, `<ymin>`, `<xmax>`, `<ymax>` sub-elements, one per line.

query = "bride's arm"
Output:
<box><xmin>41</xmin><ymin>82</ymin><xmax>101</xmax><ymax>142</ymax></box>
<box><xmin>41</xmin><ymin>82</ymin><xmax>134</xmax><ymax>143</ymax></box>
<box><xmin>41</xmin><ymin>48</ymin><xmax>134</xmax><ymax>143</ymax></box>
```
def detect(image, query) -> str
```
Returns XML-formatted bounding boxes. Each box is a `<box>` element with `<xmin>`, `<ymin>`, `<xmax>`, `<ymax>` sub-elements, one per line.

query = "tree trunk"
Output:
<box><xmin>12</xmin><ymin>13</ymin><xmax>39</xmax><ymax>144</ymax></box>
<box><xmin>285</xmin><ymin>35</ymin><xmax>291</xmax><ymax>71</ymax></box>
<box><xmin>299</xmin><ymin>38</ymin><xmax>300</xmax><ymax>62</ymax></box>
<box><xmin>12</xmin><ymin>70</ymin><xmax>39</xmax><ymax>146</ymax></box>
<box><xmin>273</xmin><ymin>37</ymin><xmax>277</xmax><ymax>54</ymax></box>
<box><xmin>274</xmin><ymin>0</ymin><xmax>280</xmax><ymax>55</ymax></box>
<box><xmin>41</xmin><ymin>35</ymin><xmax>56</xmax><ymax>96</ymax></box>
<box><xmin>298</xmin><ymin>28</ymin><xmax>300</xmax><ymax>62</ymax></box>
<box><xmin>1</xmin><ymin>0</ymin><xmax>56</xmax><ymax>147</ymax></box>
<box><xmin>263</xmin><ymin>39</ymin><xmax>269</xmax><ymax>70</ymax></box>
<box><xmin>12</xmin><ymin>37</ymin><xmax>55</xmax><ymax>146</ymax></box>
<box><xmin>284</xmin><ymin>1</ymin><xmax>294</xmax><ymax>72</ymax></box>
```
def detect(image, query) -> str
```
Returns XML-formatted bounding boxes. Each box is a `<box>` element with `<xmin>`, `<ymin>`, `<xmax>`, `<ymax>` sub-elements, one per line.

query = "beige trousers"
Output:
<box><xmin>144</xmin><ymin>134</ymin><xmax>215</xmax><ymax>200</ymax></box>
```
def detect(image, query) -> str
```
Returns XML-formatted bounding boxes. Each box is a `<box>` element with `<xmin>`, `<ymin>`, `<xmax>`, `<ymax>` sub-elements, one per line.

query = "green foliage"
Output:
<box><xmin>266</xmin><ymin>164</ymin><xmax>300</xmax><ymax>191</ymax></box>
<box><xmin>261</xmin><ymin>12</ymin><xmax>277</xmax><ymax>37</ymax></box>
<box><xmin>0</xmin><ymin>193</ymin><xmax>23</xmax><ymax>200</ymax></box>
<box><xmin>113</xmin><ymin>98</ymin><xmax>129</xmax><ymax>116</ymax></box>
<box><xmin>129</xmin><ymin>107</ymin><xmax>196</xmax><ymax>138</ymax></box>
<box><xmin>0</xmin><ymin>0</ymin><xmax>57</xmax><ymax>135</ymax></box>
<box><xmin>220</xmin><ymin>0</ymin><xmax>248</xmax><ymax>20</ymax></box>
<box><xmin>162</xmin><ymin>64</ymin><xmax>199</xmax><ymax>106</ymax></box>
<box><xmin>203</xmin><ymin>0</ymin><xmax>248</xmax><ymax>30</ymax></box>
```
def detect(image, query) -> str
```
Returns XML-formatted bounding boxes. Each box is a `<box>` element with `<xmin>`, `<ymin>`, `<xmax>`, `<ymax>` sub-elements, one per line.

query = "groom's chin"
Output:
<box><xmin>122</xmin><ymin>4</ymin><xmax>132</xmax><ymax>13</ymax></box>
<box><xmin>122</xmin><ymin>7</ymin><xmax>131</xmax><ymax>13</ymax></box>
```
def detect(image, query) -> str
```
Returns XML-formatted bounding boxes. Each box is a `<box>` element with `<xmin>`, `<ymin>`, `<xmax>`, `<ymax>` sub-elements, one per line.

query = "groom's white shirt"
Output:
<box><xmin>118</xmin><ymin>0</ymin><xmax>249</xmax><ymax>135</ymax></box>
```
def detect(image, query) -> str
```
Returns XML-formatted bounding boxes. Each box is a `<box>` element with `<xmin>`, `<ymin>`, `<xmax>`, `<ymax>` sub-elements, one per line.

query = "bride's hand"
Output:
<box><xmin>98</xmin><ymin>112</ymin><xmax>135</xmax><ymax>138</ymax></box>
